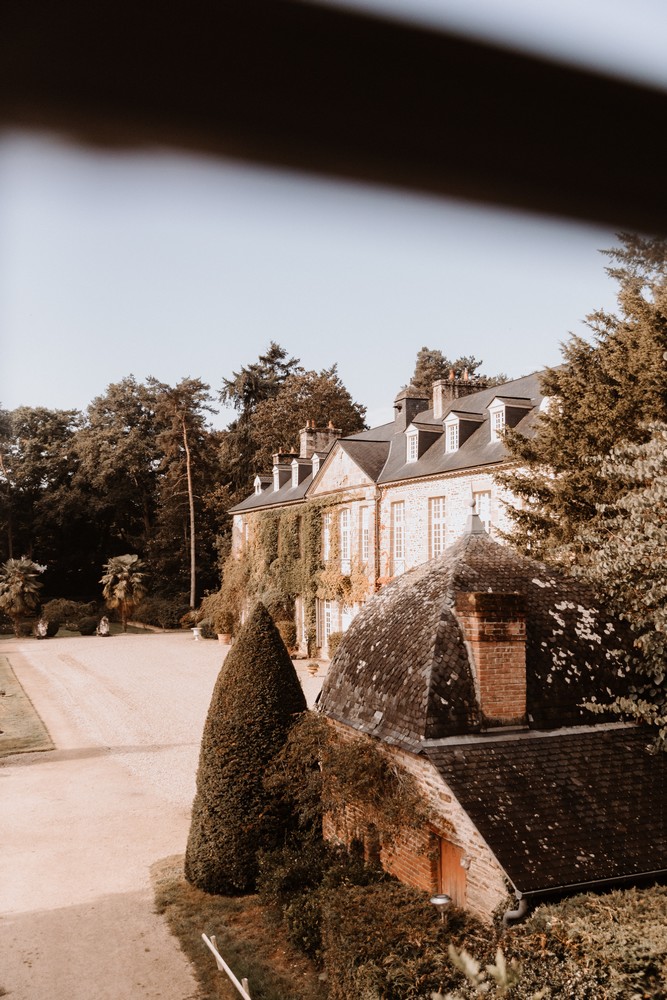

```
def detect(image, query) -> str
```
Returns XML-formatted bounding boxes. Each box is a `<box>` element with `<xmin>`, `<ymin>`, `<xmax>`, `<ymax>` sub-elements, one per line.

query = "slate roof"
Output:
<box><xmin>229</xmin><ymin>371</ymin><xmax>544</xmax><ymax>513</ymax></box>
<box><xmin>318</xmin><ymin>530</ymin><xmax>635</xmax><ymax>751</ymax></box>
<box><xmin>425</xmin><ymin>727</ymin><xmax>667</xmax><ymax>894</ymax></box>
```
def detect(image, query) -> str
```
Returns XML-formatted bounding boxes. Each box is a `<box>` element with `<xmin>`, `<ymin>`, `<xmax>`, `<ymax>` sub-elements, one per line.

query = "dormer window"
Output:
<box><xmin>406</xmin><ymin>429</ymin><xmax>418</xmax><ymax>463</ymax></box>
<box><xmin>444</xmin><ymin>416</ymin><xmax>459</xmax><ymax>453</ymax></box>
<box><xmin>488</xmin><ymin>402</ymin><xmax>506</xmax><ymax>442</ymax></box>
<box><xmin>254</xmin><ymin>475</ymin><xmax>263</xmax><ymax>496</ymax></box>
<box><xmin>291</xmin><ymin>458</ymin><xmax>299</xmax><ymax>489</ymax></box>
<box><xmin>312</xmin><ymin>454</ymin><xmax>320</xmax><ymax>476</ymax></box>
<box><xmin>273</xmin><ymin>466</ymin><xmax>281</xmax><ymax>491</ymax></box>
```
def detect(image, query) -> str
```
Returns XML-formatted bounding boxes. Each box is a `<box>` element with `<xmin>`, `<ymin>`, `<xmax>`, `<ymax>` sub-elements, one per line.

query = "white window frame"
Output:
<box><xmin>312</xmin><ymin>454</ymin><xmax>320</xmax><ymax>476</ymax></box>
<box><xmin>340</xmin><ymin>507</ymin><xmax>350</xmax><ymax>572</ymax></box>
<box><xmin>429</xmin><ymin>496</ymin><xmax>446</xmax><ymax>558</ymax></box>
<box><xmin>392</xmin><ymin>500</ymin><xmax>405</xmax><ymax>573</ymax></box>
<box><xmin>488</xmin><ymin>400</ymin><xmax>506</xmax><ymax>442</ymax></box>
<box><xmin>361</xmin><ymin>506</ymin><xmax>370</xmax><ymax>563</ymax></box>
<box><xmin>291</xmin><ymin>459</ymin><xmax>299</xmax><ymax>488</ymax></box>
<box><xmin>406</xmin><ymin>429</ymin><xmax>418</xmax><ymax>462</ymax></box>
<box><xmin>444</xmin><ymin>417</ymin><xmax>459</xmax><ymax>453</ymax></box>
<box><xmin>273</xmin><ymin>466</ymin><xmax>281</xmax><ymax>491</ymax></box>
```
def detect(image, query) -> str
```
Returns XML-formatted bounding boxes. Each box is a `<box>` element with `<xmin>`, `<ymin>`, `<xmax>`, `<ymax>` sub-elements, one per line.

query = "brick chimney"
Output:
<box><xmin>299</xmin><ymin>420</ymin><xmax>342</xmax><ymax>459</ymax></box>
<box><xmin>433</xmin><ymin>372</ymin><xmax>488</xmax><ymax>418</ymax></box>
<box><xmin>454</xmin><ymin>592</ymin><xmax>527</xmax><ymax>727</ymax></box>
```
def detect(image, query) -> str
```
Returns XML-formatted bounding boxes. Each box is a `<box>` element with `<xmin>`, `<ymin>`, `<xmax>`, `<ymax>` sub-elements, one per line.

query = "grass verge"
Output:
<box><xmin>0</xmin><ymin>655</ymin><xmax>54</xmax><ymax>758</ymax></box>
<box><xmin>151</xmin><ymin>855</ymin><xmax>325</xmax><ymax>1000</ymax></box>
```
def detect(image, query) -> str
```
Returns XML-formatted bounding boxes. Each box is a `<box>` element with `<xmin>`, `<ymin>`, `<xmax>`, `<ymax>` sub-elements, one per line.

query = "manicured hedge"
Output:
<box><xmin>185</xmin><ymin>602</ymin><xmax>307</xmax><ymax>894</ymax></box>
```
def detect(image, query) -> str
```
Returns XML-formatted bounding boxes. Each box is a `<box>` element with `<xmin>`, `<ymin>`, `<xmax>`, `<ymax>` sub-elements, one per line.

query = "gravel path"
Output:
<box><xmin>0</xmin><ymin>633</ymin><xmax>327</xmax><ymax>1000</ymax></box>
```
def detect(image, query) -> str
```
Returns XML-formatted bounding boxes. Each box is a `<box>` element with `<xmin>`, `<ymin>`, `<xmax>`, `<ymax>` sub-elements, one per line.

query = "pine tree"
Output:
<box><xmin>185</xmin><ymin>602</ymin><xmax>307</xmax><ymax>894</ymax></box>
<box><xmin>500</xmin><ymin>233</ymin><xmax>667</xmax><ymax>563</ymax></box>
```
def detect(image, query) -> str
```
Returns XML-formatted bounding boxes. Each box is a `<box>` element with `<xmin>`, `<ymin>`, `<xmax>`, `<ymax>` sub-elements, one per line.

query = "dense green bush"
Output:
<box><xmin>197</xmin><ymin>590</ymin><xmax>236</xmax><ymax>634</ymax></box>
<box><xmin>134</xmin><ymin>596</ymin><xmax>190</xmax><ymax>629</ymax></box>
<box><xmin>327</xmin><ymin>631</ymin><xmax>343</xmax><ymax>659</ymax></box>
<box><xmin>41</xmin><ymin>599</ymin><xmax>98</xmax><ymax>631</ymax></box>
<box><xmin>184</xmin><ymin>602</ymin><xmax>307</xmax><ymax>895</ymax></box>
<box><xmin>321</xmin><ymin>881</ymin><xmax>487</xmax><ymax>1000</ymax></box>
<box><xmin>77</xmin><ymin>615</ymin><xmax>100</xmax><ymax>636</ymax></box>
<box><xmin>275</xmin><ymin>619</ymin><xmax>297</xmax><ymax>651</ymax></box>
<box><xmin>258</xmin><ymin>840</ymin><xmax>385</xmax><ymax>960</ymax></box>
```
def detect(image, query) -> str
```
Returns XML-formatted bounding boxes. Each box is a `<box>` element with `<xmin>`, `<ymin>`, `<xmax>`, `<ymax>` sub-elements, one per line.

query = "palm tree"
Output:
<box><xmin>0</xmin><ymin>558</ymin><xmax>45</xmax><ymax>636</ymax></box>
<box><xmin>100</xmin><ymin>554</ymin><xmax>148</xmax><ymax>632</ymax></box>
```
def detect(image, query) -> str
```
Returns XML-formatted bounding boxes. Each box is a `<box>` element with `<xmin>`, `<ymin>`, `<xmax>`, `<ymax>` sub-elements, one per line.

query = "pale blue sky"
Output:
<box><xmin>2</xmin><ymin>0</ymin><xmax>664</xmax><ymax>429</ymax></box>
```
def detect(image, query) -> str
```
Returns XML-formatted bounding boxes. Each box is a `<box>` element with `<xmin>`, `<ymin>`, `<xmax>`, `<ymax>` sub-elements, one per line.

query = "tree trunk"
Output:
<box><xmin>182</xmin><ymin>416</ymin><xmax>197</xmax><ymax>608</ymax></box>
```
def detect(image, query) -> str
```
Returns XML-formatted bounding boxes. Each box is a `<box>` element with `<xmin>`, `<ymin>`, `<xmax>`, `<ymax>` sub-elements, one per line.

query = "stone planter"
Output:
<box><xmin>217</xmin><ymin>632</ymin><xmax>232</xmax><ymax>644</ymax></box>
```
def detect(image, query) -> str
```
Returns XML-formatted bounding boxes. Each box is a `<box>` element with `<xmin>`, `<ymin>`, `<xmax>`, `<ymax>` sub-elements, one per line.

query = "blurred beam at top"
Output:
<box><xmin>2</xmin><ymin>0</ymin><xmax>666</xmax><ymax>232</ymax></box>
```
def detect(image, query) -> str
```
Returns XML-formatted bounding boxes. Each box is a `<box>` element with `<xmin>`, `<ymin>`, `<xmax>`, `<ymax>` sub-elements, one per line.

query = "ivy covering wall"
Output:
<box><xmin>220</xmin><ymin>495</ymin><xmax>371</xmax><ymax>650</ymax></box>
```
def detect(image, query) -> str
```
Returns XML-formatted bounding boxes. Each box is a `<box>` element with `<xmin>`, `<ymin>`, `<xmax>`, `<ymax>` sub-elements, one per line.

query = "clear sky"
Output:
<box><xmin>2</xmin><ymin>0</ymin><xmax>664</xmax><ymax>430</ymax></box>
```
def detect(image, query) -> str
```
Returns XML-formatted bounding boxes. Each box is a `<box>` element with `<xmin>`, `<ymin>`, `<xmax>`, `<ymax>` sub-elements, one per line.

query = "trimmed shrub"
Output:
<box><xmin>134</xmin><ymin>596</ymin><xmax>190</xmax><ymax>630</ymax></box>
<box><xmin>327</xmin><ymin>631</ymin><xmax>343</xmax><ymax>659</ymax></box>
<box><xmin>42</xmin><ymin>599</ymin><xmax>98</xmax><ymax>632</ymax></box>
<box><xmin>77</xmin><ymin>616</ymin><xmax>99</xmax><ymax>636</ymax></box>
<box><xmin>184</xmin><ymin>602</ymin><xmax>307</xmax><ymax>895</ymax></box>
<box><xmin>275</xmin><ymin>619</ymin><xmax>297</xmax><ymax>651</ymax></box>
<box><xmin>197</xmin><ymin>590</ymin><xmax>236</xmax><ymax>635</ymax></box>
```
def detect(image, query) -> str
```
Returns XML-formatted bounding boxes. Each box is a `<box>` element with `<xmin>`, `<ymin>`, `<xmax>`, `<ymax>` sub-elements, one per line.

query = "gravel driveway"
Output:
<box><xmin>0</xmin><ymin>633</ymin><xmax>326</xmax><ymax>1000</ymax></box>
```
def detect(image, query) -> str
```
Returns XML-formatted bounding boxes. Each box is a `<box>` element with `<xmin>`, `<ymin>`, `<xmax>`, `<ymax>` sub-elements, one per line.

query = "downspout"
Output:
<box><xmin>373</xmin><ymin>485</ymin><xmax>382</xmax><ymax>591</ymax></box>
<box><xmin>502</xmin><ymin>895</ymin><xmax>529</xmax><ymax>927</ymax></box>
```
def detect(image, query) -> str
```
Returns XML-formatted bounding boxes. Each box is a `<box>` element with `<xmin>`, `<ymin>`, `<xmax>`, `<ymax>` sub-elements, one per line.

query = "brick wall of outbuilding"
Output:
<box><xmin>323</xmin><ymin>720</ymin><xmax>511</xmax><ymax>922</ymax></box>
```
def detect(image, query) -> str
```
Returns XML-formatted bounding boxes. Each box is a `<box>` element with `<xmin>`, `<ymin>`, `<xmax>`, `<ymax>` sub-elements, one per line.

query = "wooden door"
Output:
<box><xmin>439</xmin><ymin>839</ymin><xmax>466</xmax><ymax>908</ymax></box>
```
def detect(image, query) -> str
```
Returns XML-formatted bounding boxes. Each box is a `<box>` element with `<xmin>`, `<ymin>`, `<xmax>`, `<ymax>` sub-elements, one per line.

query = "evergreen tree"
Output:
<box><xmin>409</xmin><ymin>347</ymin><xmax>506</xmax><ymax>398</ymax></box>
<box><xmin>500</xmin><ymin>233</ymin><xmax>667</xmax><ymax>563</ymax></box>
<box><xmin>572</xmin><ymin>425</ymin><xmax>667</xmax><ymax>745</ymax></box>
<box><xmin>185</xmin><ymin>602</ymin><xmax>307</xmax><ymax>894</ymax></box>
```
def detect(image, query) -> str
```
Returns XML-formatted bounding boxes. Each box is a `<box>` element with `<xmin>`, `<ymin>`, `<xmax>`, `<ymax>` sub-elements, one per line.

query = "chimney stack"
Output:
<box><xmin>299</xmin><ymin>422</ymin><xmax>342</xmax><ymax>459</ymax></box>
<box><xmin>455</xmin><ymin>591</ymin><xmax>527</xmax><ymax>727</ymax></box>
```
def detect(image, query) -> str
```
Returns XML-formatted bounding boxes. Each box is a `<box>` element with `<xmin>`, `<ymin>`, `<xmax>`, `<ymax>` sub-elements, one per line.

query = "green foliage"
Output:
<box><xmin>41</xmin><ymin>598</ymin><xmax>98</xmax><ymax>630</ymax></box>
<box><xmin>409</xmin><ymin>347</ymin><xmax>507</xmax><ymax>397</ymax></box>
<box><xmin>196</xmin><ymin>590</ymin><xmax>235</xmax><ymax>634</ymax></box>
<box><xmin>77</xmin><ymin>615</ymin><xmax>100</xmax><ymax>636</ymax></box>
<box><xmin>0</xmin><ymin>558</ymin><xmax>46</xmax><ymax>636</ymax></box>
<box><xmin>567</xmin><ymin>424</ymin><xmax>667</xmax><ymax>743</ymax></box>
<box><xmin>500</xmin><ymin>233</ymin><xmax>667</xmax><ymax>563</ymax></box>
<box><xmin>258</xmin><ymin>840</ymin><xmax>386</xmax><ymax>960</ymax></box>
<box><xmin>185</xmin><ymin>602</ymin><xmax>307</xmax><ymax>895</ymax></box>
<box><xmin>327</xmin><ymin>631</ymin><xmax>343</xmax><ymax>658</ymax></box>
<box><xmin>275</xmin><ymin>619</ymin><xmax>297</xmax><ymax>650</ymax></box>
<box><xmin>134</xmin><ymin>595</ymin><xmax>191</xmax><ymax>630</ymax></box>
<box><xmin>100</xmin><ymin>553</ymin><xmax>148</xmax><ymax>631</ymax></box>
<box><xmin>322</xmin><ymin>881</ymin><xmax>484</xmax><ymax>1000</ymax></box>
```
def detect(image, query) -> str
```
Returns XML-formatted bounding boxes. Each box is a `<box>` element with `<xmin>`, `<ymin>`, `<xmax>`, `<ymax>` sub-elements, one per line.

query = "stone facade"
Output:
<box><xmin>229</xmin><ymin>371</ymin><xmax>544</xmax><ymax>654</ymax></box>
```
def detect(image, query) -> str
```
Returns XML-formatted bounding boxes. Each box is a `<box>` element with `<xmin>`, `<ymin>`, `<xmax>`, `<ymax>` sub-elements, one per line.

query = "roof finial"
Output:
<box><xmin>466</xmin><ymin>497</ymin><xmax>487</xmax><ymax>535</ymax></box>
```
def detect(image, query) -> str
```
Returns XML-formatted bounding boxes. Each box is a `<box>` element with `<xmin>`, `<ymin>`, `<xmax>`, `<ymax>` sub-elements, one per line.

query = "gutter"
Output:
<box><xmin>502</xmin><ymin>867</ymin><xmax>667</xmax><ymax>928</ymax></box>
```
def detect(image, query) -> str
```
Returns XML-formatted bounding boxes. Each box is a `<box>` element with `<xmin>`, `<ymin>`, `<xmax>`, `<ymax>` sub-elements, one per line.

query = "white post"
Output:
<box><xmin>203</xmin><ymin>934</ymin><xmax>252</xmax><ymax>999</ymax></box>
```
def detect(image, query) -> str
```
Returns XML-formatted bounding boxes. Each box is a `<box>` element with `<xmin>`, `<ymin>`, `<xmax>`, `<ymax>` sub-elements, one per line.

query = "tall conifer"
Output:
<box><xmin>185</xmin><ymin>602</ymin><xmax>307</xmax><ymax>894</ymax></box>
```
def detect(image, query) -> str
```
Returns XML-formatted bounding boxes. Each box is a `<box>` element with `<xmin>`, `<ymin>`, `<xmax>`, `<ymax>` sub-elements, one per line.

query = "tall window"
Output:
<box><xmin>339</xmin><ymin>508</ymin><xmax>350</xmax><ymax>571</ymax></box>
<box><xmin>429</xmin><ymin>496</ymin><xmax>446</xmax><ymax>558</ymax></box>
<box><xmin>407</xmin><ymin>432</ymin><xmax>418</xmax><ymax>462</ymax></box>
<box><xmin>322</xmin><ymin>511</ymin><xmax>331</xmax><ymax>561</ymax></box>
<box><xmin>392</xmin><ymin>501</ymin><xmax>405</xmax><ymax>572</ymax></box>
<box><xmin>474</xmin><ymin>490</ymin><xmax>491</xmax><ymax>530</ymax></box>
<box><xmin>361</xmin><ymin>506</ymin><xmax>370</xmax><ymax>562</ymax></box>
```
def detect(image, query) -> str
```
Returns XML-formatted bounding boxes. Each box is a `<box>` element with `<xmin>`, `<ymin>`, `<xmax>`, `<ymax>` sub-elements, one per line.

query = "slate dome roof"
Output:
<box><xmin>318</xmin><ymin>526</ymin><xmax>634</xmax><ymax>751</ymax></box>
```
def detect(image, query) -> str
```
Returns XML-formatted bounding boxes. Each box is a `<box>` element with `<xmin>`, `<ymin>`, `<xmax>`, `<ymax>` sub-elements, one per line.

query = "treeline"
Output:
<box><xmin>0</xmin><ymin>346</ymin><xmax>367</xmax><ymax>602</ymax></box>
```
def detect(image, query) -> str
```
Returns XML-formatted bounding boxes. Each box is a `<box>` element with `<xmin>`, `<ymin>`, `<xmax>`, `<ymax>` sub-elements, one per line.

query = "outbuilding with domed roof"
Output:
<box><xmin>317</xmin><ymin>513</ymin><xmax>667</xmax><ymax>921</ymax></box>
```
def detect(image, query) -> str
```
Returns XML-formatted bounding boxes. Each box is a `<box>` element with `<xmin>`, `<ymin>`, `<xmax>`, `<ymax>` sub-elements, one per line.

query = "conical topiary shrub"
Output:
<box><xmin>184</xmin><ymin>601</ymin><xmax>307</xmax><ymax>894</ymax></box>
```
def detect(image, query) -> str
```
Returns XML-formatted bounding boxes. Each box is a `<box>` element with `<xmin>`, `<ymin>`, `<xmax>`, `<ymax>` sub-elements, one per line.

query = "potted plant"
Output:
<box><xmin>212</xmin><ymin>606</ymin><xmax>235</xmax><ymax>643</ymax></box>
